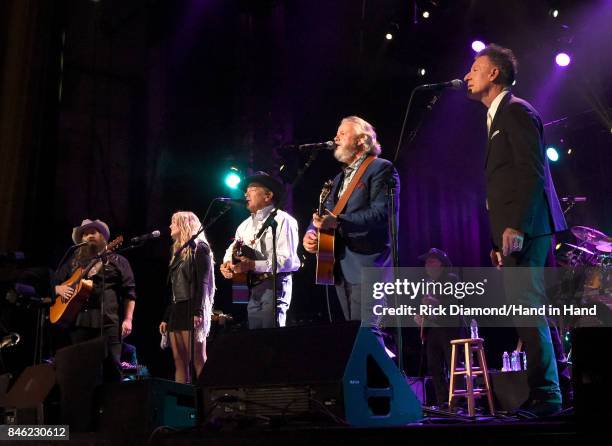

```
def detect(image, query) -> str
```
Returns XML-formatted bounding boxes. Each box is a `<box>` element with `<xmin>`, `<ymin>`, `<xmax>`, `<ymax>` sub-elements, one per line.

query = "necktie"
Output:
<box><xmin>486</xmin><ymin>111</ymin><xmax>492</xmax><ymax>136</ymax></box>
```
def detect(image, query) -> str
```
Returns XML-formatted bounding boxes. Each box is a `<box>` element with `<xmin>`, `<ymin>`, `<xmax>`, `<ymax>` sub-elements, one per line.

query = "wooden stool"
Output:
<box><xmin>448</xmin><ymin>338</ymin><xmax>495</xmax><ymax>416</ymax></box>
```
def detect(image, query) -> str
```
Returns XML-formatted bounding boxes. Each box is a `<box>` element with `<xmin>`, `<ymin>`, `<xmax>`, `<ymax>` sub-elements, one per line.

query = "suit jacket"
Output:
<box><xmin>485</xmin><ymin>93</ymin><xmax>566</xmax><ymax>249</ymax></box>
<box><xmin>312</xmin><ymin>156</ymin><xmax>400</xmax><ymax>284</ymax></box>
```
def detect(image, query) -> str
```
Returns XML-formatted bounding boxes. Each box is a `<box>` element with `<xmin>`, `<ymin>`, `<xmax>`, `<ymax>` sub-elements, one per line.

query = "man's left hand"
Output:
<box><xmin>121</xmin><ymin>318</ymin><xmax>132</xmax><ymax>338</ymax></box>
<box><xmin>233</xmin><ymin>257</ymin><xmax>255</xmax><ymax>273</ymax></box>
<box><xmin>502</xmin><ymin>227</ymin><xmax>524</xmax><ymax>257</ymax></box>
<box><xmin>312</xmin><ymin>210</ymin><xmax>338</xmax><ymax>231</ymax></box>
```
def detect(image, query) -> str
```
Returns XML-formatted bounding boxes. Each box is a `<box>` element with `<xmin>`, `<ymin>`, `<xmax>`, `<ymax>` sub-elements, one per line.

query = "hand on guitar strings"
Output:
<box><xmin>231</xmin><ymin>256</ymin><xmax>255</xmax><ymax>274</ymax></box>
<box><xmin>220</xmin><ymin>261</ymin><xmax>234</xmax><ymax>279</ymax></box>
<box><xmin>302</xmin><ymin>230</ymin><xmax>318</xmax><ymax>253</ymax></box>
<box><xmin>312</xmin><ymin>210</ymin><xmax>338</xmax><ymax>231</ymax></box>
<box><xmin>55</xmin><ymin>284</ymin><xmax>75</xmax><ymax>303</ymax></box>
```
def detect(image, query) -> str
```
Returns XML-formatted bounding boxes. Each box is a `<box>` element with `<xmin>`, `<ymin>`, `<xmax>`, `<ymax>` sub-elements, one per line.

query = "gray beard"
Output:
<box><xmin>334</xmin><ymin>146</ymin><xmax>356</xmax><ymax>164</ymax></box>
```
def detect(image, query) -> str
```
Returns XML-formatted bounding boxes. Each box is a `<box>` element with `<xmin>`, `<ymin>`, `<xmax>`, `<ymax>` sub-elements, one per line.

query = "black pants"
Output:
<box><xmin>502</xmin><ymin>235</ymin><xmax>561</xmax><ymax>404</ymax></box>
<box><xmin>426</xmin><ymin>326</ymin><xmax>466</xmax><ymax>405</ymax></box>
<box><xmin>70</xmin><ymin>325</ymin><xmax>121</xmax><ymax>365</ymax></box>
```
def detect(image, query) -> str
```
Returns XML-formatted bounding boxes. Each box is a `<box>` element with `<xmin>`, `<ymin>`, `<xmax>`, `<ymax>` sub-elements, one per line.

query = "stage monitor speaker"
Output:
<box><xmin>95</xmin><ymin>378</ymin><xmax>197</xmax><ymax>440</ymax></box>
<box><xmin>1</xmin><ymin>365</ymin><xmax>55</xmax><ymax>425</ymax></box>
<box><xmin>572</xmin><ymin>327</ymin><xmax>612</xmax><ymax>423</ymax></box>
<box><xmin>199</xmin><ymin>322</ymin><xmax>422</xmax><ymax>427</ymax></box>
<box><xmin>55</xmin><ymin>336</ymin><xmax>108</xmax><ymax>432</ymax></box>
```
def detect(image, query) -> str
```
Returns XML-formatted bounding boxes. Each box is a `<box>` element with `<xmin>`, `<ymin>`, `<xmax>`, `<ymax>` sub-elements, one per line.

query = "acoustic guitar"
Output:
<box><xmin>50</xmin><ymin>236</ymin><xmax>123</xmax><ymax>327</ymax></box>
<box><xmin>316</xmin><ymin>180</ymin><xmax>335</xmax><ymax>285</ymax></box>
<box><xmin>230</xmin><ymin>239</ymin><xmax>256</xmax><ymax>304</ymax></box>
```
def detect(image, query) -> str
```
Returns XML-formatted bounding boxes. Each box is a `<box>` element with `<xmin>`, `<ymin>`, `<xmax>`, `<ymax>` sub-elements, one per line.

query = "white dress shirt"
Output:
<box><xmin>223</xmin><ymin>205</ymin><xmax>301</xmax><ymax>273</ymax></box>
<box><xmin>487</xmin><ymin>89</ymin><xmax>510</xmax><ymax>135</ymax></box>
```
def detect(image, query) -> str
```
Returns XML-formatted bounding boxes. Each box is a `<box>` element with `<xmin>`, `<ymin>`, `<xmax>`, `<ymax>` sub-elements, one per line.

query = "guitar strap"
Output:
<box><xmin>331</xmin><ymin>155</ymin><xmax>376</xmax><ymax>216</ymax></box>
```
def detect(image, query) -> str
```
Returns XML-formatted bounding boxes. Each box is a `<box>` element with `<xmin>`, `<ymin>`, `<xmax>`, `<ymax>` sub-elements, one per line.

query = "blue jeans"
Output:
<box><xmin>247</xmin><ymin>275</ymin><xmax>292</xmax><ymax>329</ymax></box>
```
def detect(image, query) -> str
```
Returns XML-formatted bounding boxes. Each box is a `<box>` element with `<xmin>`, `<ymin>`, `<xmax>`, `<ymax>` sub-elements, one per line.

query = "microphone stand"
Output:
<box><xmin>255</xmin><ymin>209</ymin><xmax>279</xmax><ymax>327</ymax></box>
<box><xmin>290</xmin><ymin>148</ymin><xmax>320</xmax><ymax>188</ymax></box>
<box><xmin>388</xmin><ymin>87</ymin><xmax>443</xmax><ymax>376</ymax></box>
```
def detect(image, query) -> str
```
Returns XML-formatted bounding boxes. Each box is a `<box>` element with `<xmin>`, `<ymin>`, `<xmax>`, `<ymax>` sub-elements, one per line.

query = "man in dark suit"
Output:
<box><xmin>303</xmin><ymin>116</ymin><xmax>399</xmax><ymax>323</ymax></box>
<box><xmin>464</xmin><ymin>44</ymin><xmax>567</xmax><ymax>416</ymax></box>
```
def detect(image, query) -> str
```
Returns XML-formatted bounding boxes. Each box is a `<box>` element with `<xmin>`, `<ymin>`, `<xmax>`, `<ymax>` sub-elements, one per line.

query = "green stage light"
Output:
<box><xmin>224</xmin><ymin>168</ymin><xmax>242</xmax><ymax>189</ymax></box>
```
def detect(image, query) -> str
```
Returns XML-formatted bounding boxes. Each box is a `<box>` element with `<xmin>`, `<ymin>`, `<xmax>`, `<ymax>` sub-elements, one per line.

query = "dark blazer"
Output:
<box><xmin>485</xmin><ymin>93</ymin><xmax>566</xmax><ymax>249</ymax></box>
<box><xmin>312</xmin><ymin>156</ymin><xmax>400</xmax><ymax>284</ymax></box>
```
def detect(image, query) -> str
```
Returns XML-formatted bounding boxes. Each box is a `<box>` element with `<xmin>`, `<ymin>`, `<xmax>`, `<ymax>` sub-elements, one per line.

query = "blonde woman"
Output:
<box><xmin>159</xmin><ymin>211</ymin><xmax>215</xmax><ymax>383</ymax></box>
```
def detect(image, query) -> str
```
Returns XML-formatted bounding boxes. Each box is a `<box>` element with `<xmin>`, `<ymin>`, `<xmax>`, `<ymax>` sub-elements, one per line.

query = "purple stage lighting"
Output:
<box><xmin>472</xmin><ymin>40</ymin><xmax>486</xmax><ymax>53</ymax></box>
<box><xmin>555</xmin><ymin>52</ymin><xmax>571</xmax><ymax>67</ymax></box>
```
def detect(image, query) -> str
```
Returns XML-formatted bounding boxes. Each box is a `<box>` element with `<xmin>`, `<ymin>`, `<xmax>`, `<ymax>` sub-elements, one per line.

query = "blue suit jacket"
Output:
<box><xmin>311</xmin><ymin>157</ymin><xmax>400</xmax><ymax>284</ymax></box>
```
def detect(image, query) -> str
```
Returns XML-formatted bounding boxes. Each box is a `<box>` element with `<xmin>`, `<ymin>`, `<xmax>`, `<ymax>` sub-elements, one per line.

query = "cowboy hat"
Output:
<box><xmin>418</xmin><ymin>247</ymin><xmax>452</xmax><ymax>267</ymax></box>
<box><xmin>71</xmin><ymin>219</ymin><xmax>110</xmax><ymax>244</ymax></box>
<box><xmin>242</xmin><ymin>171</ymin><xmax>285</xmax><ymax>205</ymax></box>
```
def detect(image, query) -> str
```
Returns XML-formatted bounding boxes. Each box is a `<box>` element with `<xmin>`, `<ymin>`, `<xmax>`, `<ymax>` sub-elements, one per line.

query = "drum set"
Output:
<box><xmin>556</xmin><ymin>225</ymin><xmax>612</xmax><ymax>306</ymax></box>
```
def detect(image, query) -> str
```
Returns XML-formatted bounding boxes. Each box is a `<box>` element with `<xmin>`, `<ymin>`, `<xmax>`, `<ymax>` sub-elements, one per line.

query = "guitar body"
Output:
<box><xmin>231</xmin><ymin>240</ymin><xmax>253</xmax><ymax>304</ymax></box>
<box><xmin>50</xmin><ymin>269</ymin><xmax>94</xmax><ymax>327</ymax></box>
<box><xmin>231</xmin><ymin>272</ymin><xmax>249</xmax><ymax>304</ymax></box>
<box><xmin>50</xmin><ymin>236</ymin><xmax>123</xmax><ymax>327</ymax></box>
<box><xmin>316</xmin><ymin>228</ymin><xmax>335</xmax><ymax>285</ymax></box>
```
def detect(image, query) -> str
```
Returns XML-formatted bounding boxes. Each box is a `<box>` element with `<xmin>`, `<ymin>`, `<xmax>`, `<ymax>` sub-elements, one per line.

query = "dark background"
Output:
<box><xmin>1</xmin><ymin>0</ymin><xmax>610</xmax><ymax>379</ymax></box>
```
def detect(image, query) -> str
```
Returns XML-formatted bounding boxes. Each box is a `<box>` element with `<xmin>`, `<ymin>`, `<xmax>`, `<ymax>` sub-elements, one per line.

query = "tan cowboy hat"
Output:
<box><xmin>71</xmin><ymin>219</ymin><xmax>110</xmax><ymax>244</ymax></box>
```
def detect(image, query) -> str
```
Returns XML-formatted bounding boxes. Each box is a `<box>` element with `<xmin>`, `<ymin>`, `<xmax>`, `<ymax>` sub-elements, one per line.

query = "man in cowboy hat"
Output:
<box><xmin>415</xmin><ymin>248</ymin><xmax>466</xmax><ymax>409</ymax></box>
<box><xmin>54</xmin><ymin>219</ymin><xmax>137</xmax><ymax>364</ymax></box>
<box><xmin>220</xmin><ymin>172</ymin><xmax>300</xmax><ymax>329</ymax></box>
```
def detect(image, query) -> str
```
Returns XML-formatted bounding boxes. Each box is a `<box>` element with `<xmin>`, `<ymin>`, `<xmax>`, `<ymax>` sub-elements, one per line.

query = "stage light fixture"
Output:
<box><xmin>546</xmin><ymin>147</ymin><xmax>560</xmax><ymax>162</ymax></box>
<box><xmin>567</xmin><ymin>148</ymin><xmax>572</xmax><ymax>155</ymax></box>
<box><xmin>549</xmin><ymin>9</ymin><xmax>560</xmax><ymax>18</ymax></box>
<box><xmin>555</xmin><ymin>52</ymin><xmax>571</xmax><ymax>67</ymax></box>
<box><xmin>417</xmin><ymin>68</ymin><xmax>426</xmax><ymax>76</ymax></box>
<box><xmin>422</xmin><ymin>11</ymin><xmax>430</xmax><ymax>19</ymax></box>
<box><xmin>471</xmin><ymin>40</ymin><xmax>485</xmax><ymax>52</ymax></box>
<box><xmin>385</xmin><ymin>22</ymin><xmax>399</xmax><ymax>41</ymax></box>
<box><xmin>224</xmin><ymin>167</ymin><xmax>242</xmax><ymax>190</ymax></box>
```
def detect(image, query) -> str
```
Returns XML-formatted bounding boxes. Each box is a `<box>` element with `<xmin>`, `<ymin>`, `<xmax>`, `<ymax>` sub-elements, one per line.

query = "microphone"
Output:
<box><xmin>0</xmin><ymin>333</ymin><xmax>20</xmax><ymax>349</ymax></box>
<box><xmin>216</xmin><ymin>197</ymin><xmax>247</xmax><ymax>205</ymax></box>
<box><xmin>256</xmin><ymin>209</ymin><xmax>278</xmax><ymax>239</ymax></box>
<box><xmin>291</xmin><ymin>141</ymin><xmax>335</xmax><ymax>150</ymax></box>
<box><xmin>417</xmin><ymin>79</ymin><xmax>464</xmax><ymax>90</ymax></box>
<box><xmin>130</xmin><ymin>230</ymin><xmax>161</xmax><ymax>244</ymax></box>
<box><xmin>73</xmin><ymin>241</ymin><xmax>89</xmax><ymax>248</ymax></box>
<box><xmin>561</xmin><ymin>196</ymin><xmax>587</xmax><ymax>202</ymax></box>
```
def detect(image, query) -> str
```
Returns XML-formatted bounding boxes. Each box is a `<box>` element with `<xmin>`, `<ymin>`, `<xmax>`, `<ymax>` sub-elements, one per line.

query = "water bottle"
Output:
<box><xmin>511</xmin><ymin>350</ymin><xmax>520</xmax><ymax>371</ymax></box>
<box><xmin>521</xmin><ymin>351</ymin><xmax>527</xmax><ymax>370</ymax></box>
<box><xmin>470</xmin><ymin>319</ymin><xmax>479</xmax><ymax>339</ymax></box>
<box><xmin>502</xmin><ymin>351</ymin><xmax>510</xmax><ymax>372</ymax></box>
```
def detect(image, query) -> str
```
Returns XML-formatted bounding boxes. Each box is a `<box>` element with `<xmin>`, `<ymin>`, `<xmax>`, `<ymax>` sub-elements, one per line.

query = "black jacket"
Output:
<box><xmin>166</xmin><ymin>240</ymin><xmax>212</xmax><ymax>318</ymax></box>
<box><xmin>485</xmin><ymin>93</ymin><xmax>566</xmax><ymax>249</ymax></box>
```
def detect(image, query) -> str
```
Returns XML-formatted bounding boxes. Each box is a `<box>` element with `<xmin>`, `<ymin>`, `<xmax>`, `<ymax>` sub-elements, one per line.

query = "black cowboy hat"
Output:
<box><xmin>418</xmin><ymin>247</ymin><xmax>452</xmax><ymax>267</ymax></box>
<box><xmin>242</xmin><ymin>171</ymin><xmax>285</xmax><ymax>205</ymax></box>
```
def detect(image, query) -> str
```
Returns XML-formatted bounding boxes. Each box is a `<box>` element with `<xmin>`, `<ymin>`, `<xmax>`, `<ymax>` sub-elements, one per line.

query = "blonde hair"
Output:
<box><xmin>342</xmin><ymin>116</ymin><xmax>382</xmax><ymax>156</ymax></box>
<box><xmin>171</xmin><ymin>211</ymin><xmax>210</xmax><ymax>262</ymax></box>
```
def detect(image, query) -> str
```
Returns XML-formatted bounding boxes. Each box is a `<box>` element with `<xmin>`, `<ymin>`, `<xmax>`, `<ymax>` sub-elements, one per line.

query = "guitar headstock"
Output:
<box><xmin>318</xmin><ymin>180</ymin><xmax>333</xmax><ymax>215</ymax></box>
<box><xmin>106</xmin><ymin>236</ymin><xmax>124</xmax><ymax>253</ymax></box>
